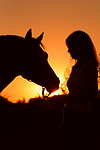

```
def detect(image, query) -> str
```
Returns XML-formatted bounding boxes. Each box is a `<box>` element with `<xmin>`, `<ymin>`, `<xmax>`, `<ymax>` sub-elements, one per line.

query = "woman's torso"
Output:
<box><xmin>67</xmin><ymin>60</ymin><xmax>98</xmax><ymax>101</ymax></box>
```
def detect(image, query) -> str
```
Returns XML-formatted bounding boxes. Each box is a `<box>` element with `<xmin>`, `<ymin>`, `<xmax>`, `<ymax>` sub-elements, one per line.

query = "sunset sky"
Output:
<box><xmin>0</xmin><ymin>0</ymin><xmax>100</xmax><ymax>102</ymax></box>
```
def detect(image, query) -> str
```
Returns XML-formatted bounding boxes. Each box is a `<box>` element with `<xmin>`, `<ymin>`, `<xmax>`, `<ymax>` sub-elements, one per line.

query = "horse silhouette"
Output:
<box><xmin>0</xmin><ymin>29</ymin><xmax>59</xmax><ymax>94</ymax></box>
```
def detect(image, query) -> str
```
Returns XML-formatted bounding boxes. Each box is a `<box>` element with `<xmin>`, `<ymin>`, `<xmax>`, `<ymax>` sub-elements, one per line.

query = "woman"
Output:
<box><xmin>66</xmin><ymin>30</ymin><xmax>98</xmax><ymax>102</ymax></box>
<box><xmin>62</xmin><ymin>30</ymin><xmax>98</xmax><ymax>150</ymax></box>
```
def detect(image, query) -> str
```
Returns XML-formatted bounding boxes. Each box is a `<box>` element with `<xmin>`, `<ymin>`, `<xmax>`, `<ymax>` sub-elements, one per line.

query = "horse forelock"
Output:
<box><xmin>29</xmin><ymin>38</ymin><xmax>48</xmax><ymax>62</ymax></box>
<box><xmin>37</xmin><ymin>45</ymin><xmax>48</xmax><ymax>63</ymax></box>
<box><xmin>39</xmin><ymin>42</ymin><xmax>46</xmax><ymax>51</ymax></box>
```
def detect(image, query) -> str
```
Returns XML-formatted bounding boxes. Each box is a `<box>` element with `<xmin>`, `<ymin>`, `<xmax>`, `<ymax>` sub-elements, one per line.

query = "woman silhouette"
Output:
<box><xmin>66</xmin><ymin>30</ymin><xmax>98</xmax><ymax>102</ymax></box>
<box><xmin>62</xmin><ymin>30</ymin><xmax>98</xmax><ymax>150</ymax></box>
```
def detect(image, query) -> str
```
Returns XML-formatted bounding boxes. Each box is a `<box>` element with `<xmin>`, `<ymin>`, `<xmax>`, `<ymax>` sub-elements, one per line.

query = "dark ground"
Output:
<box><xmin>0</xmin><ymin>95</ymin><xmax>100</xmax><ymax>150</ymax></box>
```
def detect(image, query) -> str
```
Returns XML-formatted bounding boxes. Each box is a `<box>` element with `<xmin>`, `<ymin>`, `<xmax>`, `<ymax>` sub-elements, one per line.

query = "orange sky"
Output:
<box><xmin>0</xmin><ymin>0</ymin><xmax>100</xmax><ymax>102</ymax></box>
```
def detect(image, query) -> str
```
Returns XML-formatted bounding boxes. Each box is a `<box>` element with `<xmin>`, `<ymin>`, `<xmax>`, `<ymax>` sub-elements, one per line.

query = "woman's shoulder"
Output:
<box><xmin>83</xmin><ymin>60</ymin><xmax>97</xmax><ymax>70</ymax></box>
<box><xmin>84</xmin><ymin>60</ymin><xmax>97</xmax><ymax>65</ymax></box>
<box><xmin>72</xmin><ymin>60</ymin><xmax>97</xmax><ymax>73</ymax></box>
<box><xmin>83</xmin><ymin>60</ymin><xmax>98</xmax><ymax>77</ymax></box>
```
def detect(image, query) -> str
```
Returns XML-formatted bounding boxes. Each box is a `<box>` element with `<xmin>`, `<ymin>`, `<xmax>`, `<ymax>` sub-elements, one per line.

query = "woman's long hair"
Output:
<box><xmin>66</xmin><ymin>30</ymin><xmax>98</xmax><ymax>67</ymax></box>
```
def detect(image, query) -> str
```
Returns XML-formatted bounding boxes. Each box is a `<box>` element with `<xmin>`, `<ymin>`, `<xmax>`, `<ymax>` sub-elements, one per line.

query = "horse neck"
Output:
<box><xmin>0</xmin><ymin>58</ymin><xmax>20</xmax><ymax>92</ymax></box>
<box><xmin>0</xmin><ymin>35</ymin><xmax>23</xmax><ymax>92</ymax></box>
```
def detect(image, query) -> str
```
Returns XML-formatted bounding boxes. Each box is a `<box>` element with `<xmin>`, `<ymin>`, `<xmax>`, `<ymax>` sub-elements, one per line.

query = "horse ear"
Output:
<box><xmin>36</xmin><ymin>32</ymin><xmax>44</xmax><ymax>43</ymax></box>
<box><xmin>25</xmin><ymin>29</ymin><xmax>32</xmax><ymax>39</ymax></box>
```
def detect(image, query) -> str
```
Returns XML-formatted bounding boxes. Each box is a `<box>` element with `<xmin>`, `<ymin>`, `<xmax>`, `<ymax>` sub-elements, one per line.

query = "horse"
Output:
<box><xmin>0</xmin><ymin>29</ymin><xmax>59</xmax><ymax>94</ymax></box>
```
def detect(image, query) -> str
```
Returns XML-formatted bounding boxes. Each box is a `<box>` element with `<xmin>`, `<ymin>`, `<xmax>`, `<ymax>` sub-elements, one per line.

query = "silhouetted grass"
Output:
<box><xmin>0</xmin><ymin>95</ymin><xmax>100</xmax><ymax>149</ymax></box>
<box><xmin>0</xmin><ymin>95</ymin><xmax>64</xmax><ymax>149</ymax></box>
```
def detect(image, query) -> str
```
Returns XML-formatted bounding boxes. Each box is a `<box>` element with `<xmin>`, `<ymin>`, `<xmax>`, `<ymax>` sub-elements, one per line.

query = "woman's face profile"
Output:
<box><xmin>67</xmin><ymin>44</ymin><xmax>80</xmax><ymax>60</ymax></box>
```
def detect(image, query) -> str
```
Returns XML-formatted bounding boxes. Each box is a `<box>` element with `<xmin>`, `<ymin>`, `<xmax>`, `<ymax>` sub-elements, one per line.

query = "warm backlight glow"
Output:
<box><xmin>50</xmin><ymin>89</ymin><xmax>62</xmax><ymax>97</ymax></box>
<box><xmin>0</xmin><ymin>0</ymin><xmax>100</xmax><ymax>102</ymax></box>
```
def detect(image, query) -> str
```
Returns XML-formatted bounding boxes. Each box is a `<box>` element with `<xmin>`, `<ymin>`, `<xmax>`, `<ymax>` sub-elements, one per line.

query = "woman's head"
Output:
<box><xmin>66</xmin><ymin>30</ymin><xmax>98</xmax><ymax>66</ymax></box>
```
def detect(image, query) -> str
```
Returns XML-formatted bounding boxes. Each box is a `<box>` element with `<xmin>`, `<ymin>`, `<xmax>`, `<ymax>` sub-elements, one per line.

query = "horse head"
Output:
<box><xmin>20</xmin><ymin>29</ymin><xmax>60</xmax><ymax>94</ymax></box>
